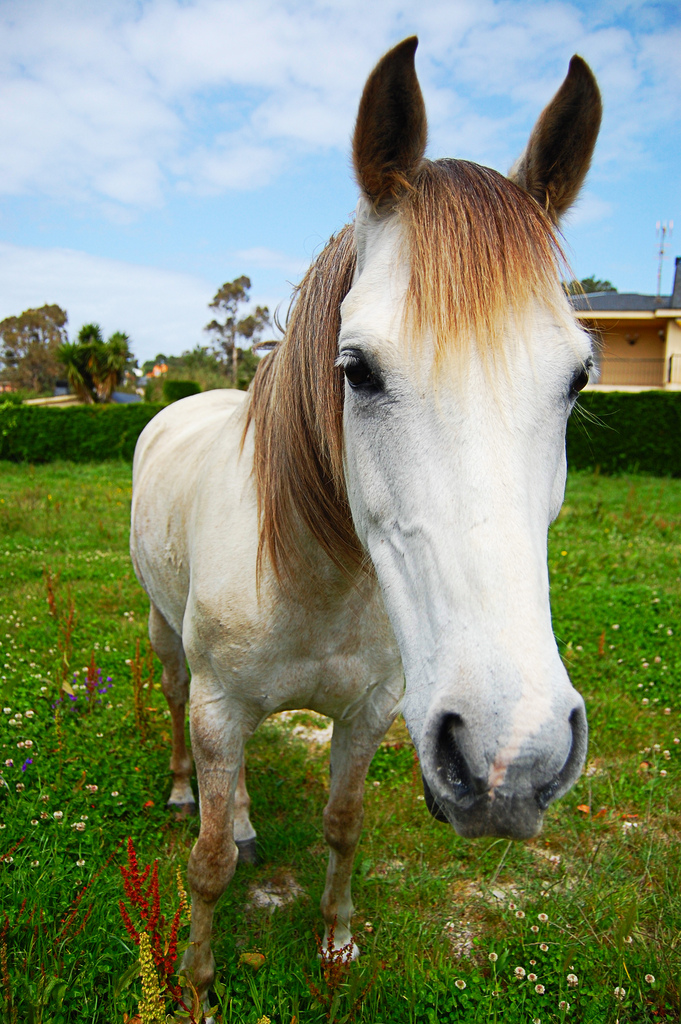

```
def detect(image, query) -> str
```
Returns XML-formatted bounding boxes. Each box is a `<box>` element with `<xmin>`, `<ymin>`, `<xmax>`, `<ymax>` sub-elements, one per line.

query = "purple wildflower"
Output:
<box><xmin>21</xmin><ymin>759</ymin><xmax>33</xmax><ymax>772</ymax></box>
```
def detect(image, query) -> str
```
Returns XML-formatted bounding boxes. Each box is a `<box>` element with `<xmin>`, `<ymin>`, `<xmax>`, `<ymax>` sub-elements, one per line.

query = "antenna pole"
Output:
<box><xmin>656</xmin><ymin>221</ymin><xmax>674</xmax><ymax>300</ymax></box>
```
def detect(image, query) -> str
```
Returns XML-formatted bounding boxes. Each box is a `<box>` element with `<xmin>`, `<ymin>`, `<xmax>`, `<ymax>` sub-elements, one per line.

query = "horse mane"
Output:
<box><xmin>246</xmin><ymin>159</ymin><xmax>563</xmax><ymax>586</ymax></box>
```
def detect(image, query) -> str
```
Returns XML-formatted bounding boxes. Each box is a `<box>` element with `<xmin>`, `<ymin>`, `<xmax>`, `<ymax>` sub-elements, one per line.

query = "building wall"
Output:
<box><xmin>585</xmin><ymin>319</ymin><xmax>665</xmax><ymax>360</ymax></box>
<box><xmin>666</xmin><ymin>319</ymin><xmax>681</xmax><ymax>388</ymax></box>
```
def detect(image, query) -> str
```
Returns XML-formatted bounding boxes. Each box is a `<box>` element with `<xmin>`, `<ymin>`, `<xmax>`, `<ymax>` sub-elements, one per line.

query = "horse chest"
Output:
<box><xmin>185</xmin><ymin>583</ymin><xmax>402</xmax><ymax>721</ymax></box>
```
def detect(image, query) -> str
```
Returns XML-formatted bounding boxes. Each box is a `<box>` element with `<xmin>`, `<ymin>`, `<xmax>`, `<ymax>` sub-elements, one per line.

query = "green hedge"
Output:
<box><xmin>0</xmin><ymin>402</ymin><xmax>164</xmax><ymax>463</ymax></box>
<box><xmin>566</xmin><ymin>391</ymin><xmax>681</xmax><ymax>477</ymax></box>
<box><xmin>1</xmin><ymin>392</ymin><xmax>680</xmax><ymax>474</ymax></box>
<box><xmin>163</xmin><ymin>379</ymin><xmax>201</xmax><ymax>402</ymax></box>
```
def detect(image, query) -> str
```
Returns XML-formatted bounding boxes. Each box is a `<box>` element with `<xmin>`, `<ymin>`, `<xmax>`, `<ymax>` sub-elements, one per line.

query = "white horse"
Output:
<box><xmin>131</xmin><ymin>37</ymin><xmax>601</xmax><ymax>1004</ymax></box>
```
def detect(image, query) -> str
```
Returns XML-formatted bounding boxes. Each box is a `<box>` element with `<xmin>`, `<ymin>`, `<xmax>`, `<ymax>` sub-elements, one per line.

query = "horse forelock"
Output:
<box><xmin>402</xmin><ymin>159</ymin><xmax>567</xmax><ymax>360</ymax></box>
<box><xmin>247</xmin><ymin>159</ymin><xmax>567</xmax><ymax>586</ymax></box>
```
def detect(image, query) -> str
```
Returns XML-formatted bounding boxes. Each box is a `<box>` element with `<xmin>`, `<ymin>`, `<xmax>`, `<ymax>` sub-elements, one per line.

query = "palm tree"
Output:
<box><xmin>57</xmin><ymin>339</ymin><xmax>97</xmax><ymax>403</ymax></box>
<box><xmin>57</xmin><ymin>324</ymin><xmax>133</xmax><ymax>403</ymax></box>
<box><xmin>99</xmin><ymin>331</ymin><xmax>132</xmax><ymax>402</ymax></box>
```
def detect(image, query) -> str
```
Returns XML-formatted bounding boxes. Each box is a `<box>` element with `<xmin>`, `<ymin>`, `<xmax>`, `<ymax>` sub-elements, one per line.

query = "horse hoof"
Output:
<box><xmin>168</xmin><ymin>800</ymin><xmax>197</xmax><ymax>819</ymax></box>
<box><xmin>236</xmin><ymin>837</ymin><xmax>258</xmax><ymax>865</ymax></box>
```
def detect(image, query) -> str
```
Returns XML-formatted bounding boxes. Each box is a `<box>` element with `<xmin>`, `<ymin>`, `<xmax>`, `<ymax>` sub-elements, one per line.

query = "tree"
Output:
<box><xmin>566</xmin><ymin>276</ymin><xmax>617</xmax><ymax>295</ymax></box>
<box><xmin>0</xmin><ymin>304</ymin><xmax>68</xmax><ymax>392</ymax></box>
<box><xmin>57</xmin><ymin>323</ymin><xmax>134</xmax><ymax>403</ymax></box>
<box><xmin>205</xmin><ymin>277</ymin><xmax>271</xmax><ymax>385</ymax></box>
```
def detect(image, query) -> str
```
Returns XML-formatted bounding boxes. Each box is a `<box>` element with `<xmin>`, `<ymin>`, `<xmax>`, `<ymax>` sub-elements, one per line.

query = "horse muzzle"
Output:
<box><xmin>419</xmin><ymin>702</ymin><xmax>588</xmax><ymax>840</ymax></box>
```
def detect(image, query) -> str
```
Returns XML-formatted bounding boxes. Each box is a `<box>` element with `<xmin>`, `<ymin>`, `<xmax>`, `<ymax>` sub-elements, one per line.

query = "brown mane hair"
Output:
<box><xmin>246</xmin><ymin>159</ymin><xmax>564</xmax><ymax>585</ymax></box>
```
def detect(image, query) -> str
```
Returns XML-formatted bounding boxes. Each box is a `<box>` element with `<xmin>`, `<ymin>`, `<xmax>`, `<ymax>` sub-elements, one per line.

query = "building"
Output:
<box><xmin>570</xmin><ymin>256</ymin><xmax>681</xmax><ymax>391</ymax></box>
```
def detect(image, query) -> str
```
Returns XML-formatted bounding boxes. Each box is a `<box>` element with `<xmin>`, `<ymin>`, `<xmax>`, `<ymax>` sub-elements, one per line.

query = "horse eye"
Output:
<box><xmin>570</xmin><ymin>366</ymin><xmax>590</xmax><ymax>396</ymax></box>
<box><xmin>342</xmin><ymin>356</ymin><xmax>376</xmax><ymax>389</ymax></box>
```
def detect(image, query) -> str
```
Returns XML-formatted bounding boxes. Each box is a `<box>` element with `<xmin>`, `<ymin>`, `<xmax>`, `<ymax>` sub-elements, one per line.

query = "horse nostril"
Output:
<box><xmin>535</xmin><ymin>704</ymin><xmax>588</xmax><ymax>810</ymax></box>
<box><xmin>433</xmin><ymin>713</ymin><xmax>476</xmax><ymax>807</ymax></box>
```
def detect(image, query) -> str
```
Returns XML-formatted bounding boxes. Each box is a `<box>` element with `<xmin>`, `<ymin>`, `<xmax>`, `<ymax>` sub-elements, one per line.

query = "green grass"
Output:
<box><xmin>0</xmin><ymin>461</ymin><xmax>679</xmax><ymax>1023</ymax></box>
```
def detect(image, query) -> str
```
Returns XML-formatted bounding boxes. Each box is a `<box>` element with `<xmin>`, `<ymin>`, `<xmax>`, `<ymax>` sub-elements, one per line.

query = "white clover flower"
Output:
<box><xmin>2</xmin><ymin>708</ymin><xmax>10</xmax><ymax>714</ymax></box>
<box><xmin>645</xmin><ymin>974</ymin><xmax>655</xmax><ymax>984</ymax></box>
<box><xmin>53</xmin><ymin>810</ymin><xmax>63</xmax><ymax>819</ymax></box>
<box><xmin>567</xmin><ymin>973</ymin><xmax>578</xmax><ymax>986</ymax></box>
<box><xmin>488</xmin><ymin>952</ymin><xmax>498</xmax><ymax>962</ymax></box>
<box><xmin>454</xmin><ymin>979</ymin><xmax>466</xmax><ymax>990</ymax></box>
<box><xmin>85</xmin><ymin>784</ymin><xmax>98</xmax><ymax>793</ymax></box>
<box><xmin>528</xmin><ymin>973</ymin><xmax>538</xmax><ymax>982</ymax></box>
<box><xmin>24</xmin><ymin>710</ymin><xmax>34</xmax><ymax>718</ymax></box>
<box><xmin>559</xmin><ymin>1000</ymin><xmax>570</xmax><ymax>1010</ymax></box>
<box><xmin>76</xmin><ymin>859</ymin><xmax>85</xmax><ymax>867</ymax></box>
<box><xmin>614</xmin><ymin>986</ymin><xmax>626</xmax><ymax>1001</ymax></box>
<box><xmin>30</xmin><ymin>860</ymin><xmax>39</xmax><ymax>867</ymax></box>
<box><xmin>72</xmin><ymin>822</ymin><xmax>86</xmax><ymax>832</ymax></box>
<box><xmin>540</xmin><ymin>943</ymin><xmax>549</xmax><ymax>952</ymax></box>
<box><xmin>538</xmin><ymin>913</ymin><xmax>548</xmax><ymax>923</ymax></box>
<box><xmin>30</xmin><ymin>819</ymin><xmax>38</xmax><ymax>826</ymax></box>
<box><xmin>4</xmin><ymin>759</ymin><xmax>13</xmax><ymax>768</ymax></box>
<box><xmin>515</xmin><ymin>967</ymin><xmax>526</xmax><ymax>978</ymax></box>
<box><xmin>111</xmin><ymin>791</ymin><xmax>119</xmax><ymax>797</ymax></box>
<box><xmin>16</xmin><ymin>782</ymin><xmax>24</xmax><ymax>791</ymax></box>
<box><xmin>535</xmin><ymin>984</ymin><xmax>545</xmax><ymax>994</ymax></box>
<box><xmin>530</xmin><ymin>925</ymin><xmax>539</xmax><ymax>933</ymax></box>
<box><xmin>516</xmin><ymin>910</ymin><xmax>525</xmax><ymax>919</ymax></box>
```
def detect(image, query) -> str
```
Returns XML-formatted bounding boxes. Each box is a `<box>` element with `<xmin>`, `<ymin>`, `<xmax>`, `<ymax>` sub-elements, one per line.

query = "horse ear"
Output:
<box><xmin>353</xmin><ymin>36</ymin><xmax>427</xmax><ymax>210</ymax></box>
<box><xmin>508</xmin><ymin>56</ymin><xmax>602</xmax><ymax>224</ymax></box>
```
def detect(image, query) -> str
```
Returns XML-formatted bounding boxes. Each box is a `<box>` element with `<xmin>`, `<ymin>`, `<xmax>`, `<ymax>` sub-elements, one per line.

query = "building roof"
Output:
<box><xmin>570</xmin><ymin>292</ymin><xmax>667</xmax><ymax>312</ymax></box>
<box><xmin>569</xmin><ymin>256</ymin><xmax>681</xmax><ymax>313</ymax></box>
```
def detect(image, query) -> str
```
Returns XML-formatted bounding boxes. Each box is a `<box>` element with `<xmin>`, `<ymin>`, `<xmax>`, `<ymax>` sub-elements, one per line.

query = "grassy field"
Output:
<box><xmin>0</xmin><ymin>461</ymin><xmax>679</xmax><ymax>1024</ymax></box>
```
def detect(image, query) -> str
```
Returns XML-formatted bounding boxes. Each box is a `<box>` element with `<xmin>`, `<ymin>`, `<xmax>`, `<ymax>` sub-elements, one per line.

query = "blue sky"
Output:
<box><xmin>0</xmin><ymin>0</ymin><xmax>679</xmax><ymax>364</ymax></box>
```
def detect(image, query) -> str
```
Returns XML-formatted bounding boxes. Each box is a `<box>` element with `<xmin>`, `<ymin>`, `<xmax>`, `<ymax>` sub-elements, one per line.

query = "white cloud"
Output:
<box><xmin>0</xmin><ymin>0</ymin><xmax>677</xmax><ymax>210</ymax></box>
<box><xmin>0</xmin><ymin>240</ymin><xmax>297</xmax><ymax>361</ymax></box>
<box><xmin>233</xmin><ymin>247</ymin><xmax>309</xmax><ymax>278</ymax></box>
<box><xmin>562</xmin><ymin>191</ymin><xmax>613</xmax><ymax>228</ymax></box>
<box><xmin>0</xmin><ymin>242</ymin><xmax>214</xmax><ymax>362</ymax></box>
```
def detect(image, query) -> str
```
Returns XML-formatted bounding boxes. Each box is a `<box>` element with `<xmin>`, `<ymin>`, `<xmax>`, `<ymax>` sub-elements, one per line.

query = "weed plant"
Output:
<box><xmin>0</xmin><ymin>462</ymin><xmax>679</xmax><ymax>1022</ymax></box>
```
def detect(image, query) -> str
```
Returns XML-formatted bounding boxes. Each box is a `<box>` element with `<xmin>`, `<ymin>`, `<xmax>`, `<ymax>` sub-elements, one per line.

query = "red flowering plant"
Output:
<box><xmin>118</xmin><ymin>836</ymin><xmax>193</xmax><ymax>1019</ymax></box>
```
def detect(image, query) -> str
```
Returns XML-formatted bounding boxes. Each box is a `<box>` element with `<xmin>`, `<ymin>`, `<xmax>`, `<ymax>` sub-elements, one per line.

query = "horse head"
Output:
<box><xmin>340</xmin><ymin>38</ymin><xmax>601</xmax><ymax>839</ymax></box>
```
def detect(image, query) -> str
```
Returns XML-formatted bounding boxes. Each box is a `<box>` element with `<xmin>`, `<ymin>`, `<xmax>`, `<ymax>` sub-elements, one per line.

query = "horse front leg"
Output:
<box><xmin>321</xmin><ymin>702</ymin><xmax>396</xmax><ymax>954</ymax></box>
<box><xmin>182</xmin><ymin>690</ymin><xmax>244</xmax><ymax>1006</ymax></box>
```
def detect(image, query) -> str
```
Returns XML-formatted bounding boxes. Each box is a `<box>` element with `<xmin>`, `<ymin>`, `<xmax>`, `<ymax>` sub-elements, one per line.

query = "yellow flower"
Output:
<box><xmin>176</xmin><ymin>865</ymin><xmax>191</xmax><ymax>921</ymax></box>
<box><xmin>138</xmin><ymin>931</ymin><xmax>165</xmax><ymax>1024</ymax></box>
<box><xmin>256</xmin><ymin>1017</ymin><xmax>271</xmax><ymax>1024</ymax></box>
